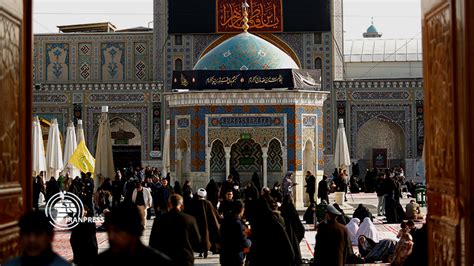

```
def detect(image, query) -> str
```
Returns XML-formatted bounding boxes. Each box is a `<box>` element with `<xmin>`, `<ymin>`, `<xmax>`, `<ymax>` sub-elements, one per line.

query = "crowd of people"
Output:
<box><xmin>15</xmin><ymin>164</ymin><xmax>427</xmax><ymax>266</ymax></box>
<box><xmin>302</xmin><ymin>164</ymin><xmax>426</xmax><ymax>265</ymax></box>
<box><xmin>25</xmin><ymin>168</ymin><xmax>308</xmax><ymax>266</ymax></box>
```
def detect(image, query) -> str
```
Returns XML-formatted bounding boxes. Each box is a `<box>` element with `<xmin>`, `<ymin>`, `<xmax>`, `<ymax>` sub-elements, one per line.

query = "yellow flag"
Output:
<box><xmin>69</xmin><ymin>140</ymin><xmax>95</xmax><ymax>174</ymax></box>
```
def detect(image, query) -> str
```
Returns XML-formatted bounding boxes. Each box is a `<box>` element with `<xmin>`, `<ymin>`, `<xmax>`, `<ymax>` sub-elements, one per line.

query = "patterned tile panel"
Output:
<box><xmin>45</xmin><ymin>43</ymin><xmax>69</xmax><ymax>81</ymax></box>
<box><xmin>416</xmin><ymin>100</ymin><xmax>424</xmax><ymax>157</ymax></box>
<box><xmin>33</xmin><ymin>94</ymin><xmax>68</xmax><ymax>103</ymax></box>
<box><xmin>350</xmin><ymin>91</ymin><xmax>411</xmax><ymax>100</ymax></box>
<box><xmin>170</xmin><ymin>104</ymin><xmax>324</xmax><ymax>173</ymax></box>
<box><xmin>79</xmin><ymin>43</ymin><xmax>91</xmax><ymax>56</ymax></box>
<box><xmin>134</xmin><ymin>42</ymin><xmax>148</xmax><ymax>80</ymax></box>
<box><xmin>152</xmin><ymin>102</ymin><xmax>161</xmax><ymax>153</ymax></box>
<box><xmin>268</xmin><ymin>138</ymin><xmax>283</xmax><ymax>172</ymax></box>
<box><xmin>87</xmin><ymin>93</ymin><xmax>146</xmax><ymax>103</ymax></box>
<box><xmin>101</xmin><ymin>42</ymin><xmax>125</xmax><ymax>81</ymax></box>
<box><xmin>210</xmin><ymin>139</ymin><xmax>226</xmax><ymax>172</ymax></box>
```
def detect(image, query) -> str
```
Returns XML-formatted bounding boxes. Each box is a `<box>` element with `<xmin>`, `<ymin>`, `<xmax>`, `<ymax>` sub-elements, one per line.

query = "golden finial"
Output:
<box><xmin>242</xmin><ymin>0</ymin><xmax>250</xmax><ymax>32</ymax></box>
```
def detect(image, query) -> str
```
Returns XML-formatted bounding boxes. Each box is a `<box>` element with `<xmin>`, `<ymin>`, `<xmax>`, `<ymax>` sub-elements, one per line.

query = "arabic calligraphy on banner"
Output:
<box><xmin>217</xmin><ymin>0</ymin><xmax>283</xmax><ymax>32</ymax></box>
<box><xmin>206</xmin><ymin>74</ymin><xmax>242</xmax><ymax>86</ymax></box>
<box><xmin>209</xmin><ymin>116</ymin><xmax>284</xmax><ymax>127</ymax></box>
<box><xmin>248</xmin><ymin>75</ymin><xmax>284</xmax><ymax>85</ymax></box>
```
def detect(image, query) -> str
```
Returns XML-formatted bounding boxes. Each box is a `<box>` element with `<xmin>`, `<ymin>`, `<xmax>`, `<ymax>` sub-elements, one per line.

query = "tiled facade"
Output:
<box><xmin>33</xmin><ymin>33</ymin><xmax>161</xmax><ymax>165</ymax></box>
<box><xmin>32</xmin><ymin>0</ymin><xmax>424</xmax><ymax>179</ymax></box>
<box><xmin>167</xmin><ymin>91</ymin><xmax>328</xmax><ymax>207</ymax></box>
<box><xmin>153</xmin><ymin>0</ymin><xmax>338</xmax><ymax>157</ymax></box>
<box><xmin>333</xmin><ymin>79</ymin><xmax>424</xmax><ymax>179</ymax></box>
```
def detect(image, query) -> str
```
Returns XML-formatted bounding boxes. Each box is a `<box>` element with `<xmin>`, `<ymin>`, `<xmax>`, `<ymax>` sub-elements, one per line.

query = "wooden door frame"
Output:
<box><xmin>422</xmin><ymin>0</ymin><xmax>474</xmax><ymax>264</ymax></box>
<box><xmin>0</xmin><ymin>0</ymin><xmax>32</xmax><ymax>262</ymax></box>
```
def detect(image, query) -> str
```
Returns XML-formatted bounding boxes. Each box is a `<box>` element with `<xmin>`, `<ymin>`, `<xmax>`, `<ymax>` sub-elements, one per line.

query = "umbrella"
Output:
<box><xmin>94</xmin><ymin>106</ymin><xmax>115</xmax><ymax>189</ymax></box>
<box><xmin>45</xmin><ymin>119</ymin><xmax>63</xmax><ymax>181</ymax></box>
<box><xmin>76</xmin><ymin>119</ymin><xmax>85</xmax><ymax>144</ymax></box>
<box><xmin>63</xmin><ymin>121</ymin><xmax>80</xmax><ymax>178</ymax></box>
<box><xmin>32</xmin><ymin>116</ymin><xmax>46</xmax><ymax>177</ymax></box>
<box><xmin>162</xmin><ymin>120</ymin><xmax>171</xmax><ymax>178</ymax></box>
<box><xmin>334</xmin><ymin>118</ymin><xmax>351</xmax><ymax>170</ymax></box>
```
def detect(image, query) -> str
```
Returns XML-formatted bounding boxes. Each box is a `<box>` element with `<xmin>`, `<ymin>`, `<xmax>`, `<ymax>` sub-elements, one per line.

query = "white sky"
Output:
<box><xmin>33</xmin><ymin>0</ymin><xmax>421</xmax><ymax>40</ymax></box>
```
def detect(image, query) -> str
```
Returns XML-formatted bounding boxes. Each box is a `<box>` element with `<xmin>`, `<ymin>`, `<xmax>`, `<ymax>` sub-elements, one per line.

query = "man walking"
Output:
<box><xmin>305</xmin><ymin>171</ymin><xmax>316</xmax><ymax>204</ymax></box>
<box><xmin>317</xmin><ymin>175</ymin><xmax>329</xmax><ymax>204</ymax></box>
<box><xmin>149</xmin><ymin>194</ymin><xmax>201</xmax><ymax>266</ymax></box>
<box><xmin>188</xmin><ymin>188</ymin><xmax>221</xmax><ymax>258</ymax></box>
<box><xmin>132</xmin><ymin>182</ymin><xmax>153</xmax><ymax>229</ymax></box>
<box><xmin>375</xmin><ymin>173</ymin><xmax>387</xmax><ymax>216</ymax></box>
<box><xmin>155</xmin><ymin>178</ymin><xmax>174</xmax><ymax>216</ymax></box>
<box><xmin>219</xmin><ymin>201</ymin><xmax>251</xmax><ymax>266</ymax></box>
<box><xmin>111</xmin><ymin>172</ymin><xmax>122</xmax><ymax>207</ymax></box>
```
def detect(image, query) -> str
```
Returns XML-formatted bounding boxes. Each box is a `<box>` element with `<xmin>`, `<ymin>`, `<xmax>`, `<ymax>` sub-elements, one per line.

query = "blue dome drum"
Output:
<box><xmin>193</xmin><ymin>32</ymin><xmax>300</xmax><ymax>71</ymax></box>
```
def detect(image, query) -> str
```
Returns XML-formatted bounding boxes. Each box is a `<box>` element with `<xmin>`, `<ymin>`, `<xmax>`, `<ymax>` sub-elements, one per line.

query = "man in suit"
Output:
<box><xmin>313</xmin><ymin>205</ymin><xmax>353</xmax><ymax>266</ymax></box>
<box><xmin>317</xmin><ymin>175</ymin><xmax>329</xmax><ymax>204</ymax></box>
<box><xmin>305</xmin><ymin>171</ymin><xmax>317</xmax><ymax>204</ymax></box>
<box><xmin>149</xmin><ymin>194</ymin><xmax>201</xmax><ymax>266</ymax></box>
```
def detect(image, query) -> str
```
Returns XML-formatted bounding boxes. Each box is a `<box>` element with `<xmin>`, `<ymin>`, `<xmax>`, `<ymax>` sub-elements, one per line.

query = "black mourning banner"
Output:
<box><xmin>171</xmin><ymin>69</ymin><xmax>321</xmax><ymax>90</ymax></box>
<box><xmin>168</xmin><ymin>0</ymin><xmax>331</xmax><ymax>34</ymax></box>
<box><xmin>283</xmin><ymin>0</ymin><xmax>331</xmax><ymax>32</ymax></box>
<box><xmin>168</xmin><ymin>0</ymin><xmax>217</xmax><ymax>34</ymax></box>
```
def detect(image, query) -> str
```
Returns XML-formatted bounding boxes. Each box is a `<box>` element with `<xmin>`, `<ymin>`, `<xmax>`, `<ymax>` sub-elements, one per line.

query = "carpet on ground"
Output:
<box><xmin>52</xmin><ymin>230</ymin><xmax>108</xmax><ymax>261</ymax></box>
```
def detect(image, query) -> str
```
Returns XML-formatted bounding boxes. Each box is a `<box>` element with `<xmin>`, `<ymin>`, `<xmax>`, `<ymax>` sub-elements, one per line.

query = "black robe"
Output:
<box><xmin>149</xmin><ymin>208</ymin><xmax>201</xmax><ymax>266</ymax></box>
<box><xmin>280</xmin><ymin>199</ymin><xmax>305</xmax><ymax>265</ymax></box>
<box><xmin>70</xmin><ymin>221</ymin><xmax>98</xmax><ymax>266</ymax></box>
<box><xmin>187</xmin><ymin>198</ymin><xmax>220</xmax><ymax>253</ymax></box>
<box><xmin>247</xmin><ymin>198</ymin><xmax>295</xmax><ymax>266</ymax></box>
<box><xmin>313</xmin><ymin>219</ymin><xmax>353</xmax><ymax>266</ymax></box>
<box><xmin>205</xmin><ymin>180</ymin><xmax>219</xmax><ymax>208</ymax></box>
<box><xmin>317</xmin><ymin>179</ymin><xmax>329</xmax><ymax>201</ymax></box>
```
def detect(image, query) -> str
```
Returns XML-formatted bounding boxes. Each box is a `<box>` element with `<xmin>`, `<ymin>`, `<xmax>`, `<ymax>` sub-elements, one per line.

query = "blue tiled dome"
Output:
<box><xmin>367</xmin><ymin>25</ymin><xmax>378</xmax><ymax>33</ymax></box>
<box><xmin>193</xmin><ymin>32</ymin><xmax>299</xmax><ymax>70</ymax></box>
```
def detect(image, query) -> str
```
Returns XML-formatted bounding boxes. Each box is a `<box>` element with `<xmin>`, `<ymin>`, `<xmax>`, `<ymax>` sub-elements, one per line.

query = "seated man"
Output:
<box><xmin>405</xmin><ymin>200</ymin><xmax>423</xmax><ymax>220</ymax></box>
<box><xmin>4</xmin><ymin>211</ymin><xmax>70</xmax><ymax>266</ymax></box>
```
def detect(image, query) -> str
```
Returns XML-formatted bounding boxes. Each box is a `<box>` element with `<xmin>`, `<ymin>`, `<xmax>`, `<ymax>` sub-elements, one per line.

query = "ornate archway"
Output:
<box><xmin>176</xmin><ymin>139</ymin><xmax>190</xmax><ymax>183</ymax></box>
<box><xmin>356</xmin><ymin>118</ymin><xmax>406</xmax><ymax>166</ymax></box>
<box><xmin>210</xmin><ymin>139</ymin><xmax>226</xmax><ymax>181</ymax></box>
<box><xmin>230</xmin><ymin>139</ymin><xmax>262</xmax><ymax>182</ymax></box>
<box><xmin>267</xmin><ymin>138</ymin><xmax>283</xmax><ymax>186</ymax></box>
<box><xmin>303</xmin><ymin>139</ymin><xmax>316</xmax><ymax>174</ymax></box>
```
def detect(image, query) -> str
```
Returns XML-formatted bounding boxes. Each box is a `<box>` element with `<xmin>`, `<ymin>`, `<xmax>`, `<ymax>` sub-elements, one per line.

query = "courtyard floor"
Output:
<box><xmin>52</xmin><ymin>192</ymin><xmax>425</xmax><ymax>265</ymax></box>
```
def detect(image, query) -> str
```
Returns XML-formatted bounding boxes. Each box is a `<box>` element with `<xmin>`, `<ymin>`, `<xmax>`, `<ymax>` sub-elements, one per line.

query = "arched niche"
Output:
<box><xmin>230</xmin><ymin>139</ymin><xmax>262</xmax><ymax>183</ymax></box>
<box><xmin>356</xmin><ymin>117</ymin><xmax>406</xmax><ymax>161</ymax></box>
<box><xmin>210</xmin><ymin>139</ymin><xmax>226</xmax><ymax>181</ymax></box>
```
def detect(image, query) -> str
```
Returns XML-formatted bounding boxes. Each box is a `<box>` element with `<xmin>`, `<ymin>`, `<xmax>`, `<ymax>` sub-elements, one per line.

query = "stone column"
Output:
<box><xmin>294</xmin><ymin>171</ymin><xmax>305</xmax><ymax>209</ymax></box>
<box><xmin>282</xmin><ymin>146</ymin><xmax>288</xmax><ymax>174</ymax></box>
<box><xmin>224</xmin><ymin>147</ymin><xmax>232</xmax><ymax>178</ymax></box>
<box><xmin>176</xmin><ymin>149</ymin><xmax>183</xmax><ymax>182</ymax></box>
<box><xmin>261</xmin><ymin>147</ymin><xmax>269</xmax><ymax>187</ymax></box>
<box><xmin>205</xmin><ymin>147</ymin><xmax>212</xmax><ymax>184</ymax></box>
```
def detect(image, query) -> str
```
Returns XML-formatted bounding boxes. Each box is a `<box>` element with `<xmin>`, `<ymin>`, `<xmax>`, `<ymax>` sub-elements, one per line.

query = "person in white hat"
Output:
<box><xmin>187</xmin><ymin>188</ymin><xmax>220</xmax><ymax>258</ymax></box>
